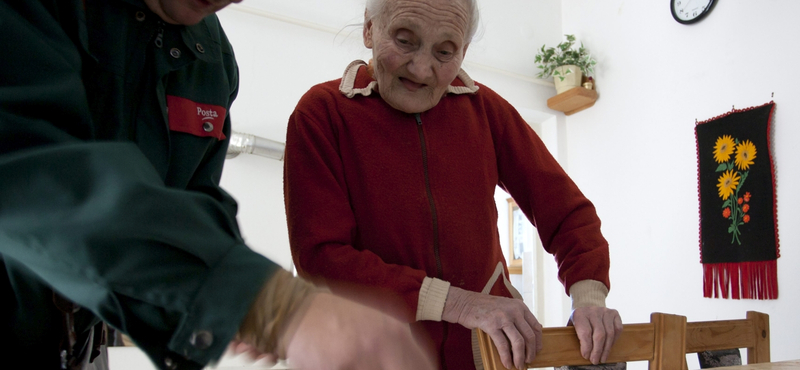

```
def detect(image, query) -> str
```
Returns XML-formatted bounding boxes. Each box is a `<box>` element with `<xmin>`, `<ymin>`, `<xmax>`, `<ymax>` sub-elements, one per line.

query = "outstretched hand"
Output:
<box><xmin>284</xmin><ymin>292</ymin><xmax>436</xmax><ymax>369</ymax></box>
<box><xmin>442</xmin><ymin>287</ymin><xmax>542</xmax><ymax>370</ymax></box>
<box><xmin>568</xmin><ymin>306</ymin><xmax>623</xmax><ymax>364</ymax></box>
<box><xmin>238</xmin><ymin>292</ymin><xmax>436</xmax><ymax>370</ymax></box>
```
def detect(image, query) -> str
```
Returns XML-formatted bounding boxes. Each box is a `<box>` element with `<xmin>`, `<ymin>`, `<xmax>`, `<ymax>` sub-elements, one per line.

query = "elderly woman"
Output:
<box><xmin>284</xmin><ymin>0</ymin><xmax>622</xmax><ymax>369</ymax></box>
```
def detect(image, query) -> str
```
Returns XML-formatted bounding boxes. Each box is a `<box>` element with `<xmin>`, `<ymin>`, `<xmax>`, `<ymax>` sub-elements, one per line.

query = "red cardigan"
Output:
<box><xmin>284</xmin><ymin>61</ymin><xmax>610</xmax><ymax>369</ymax></box>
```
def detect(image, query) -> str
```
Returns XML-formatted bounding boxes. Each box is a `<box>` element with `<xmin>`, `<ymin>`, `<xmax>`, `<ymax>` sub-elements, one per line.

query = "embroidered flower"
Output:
<box><xmin>735</xmin><ymin>140</ymin><xmax>757</xmax><ymax>170</ymax></box>
<box><xmin>713</xmin><ymin>135</ymin><xmax>736</xmax><ymax>163</ymax></box>
<box><xmin>717</xmin><ymin>170</ymin><xmax>740</xmax><ymax>200</ymax></box>
<box><xmin>710</xmin><ymin>135</ymin><xmax>756</xmax><ymax>245</ymax></box>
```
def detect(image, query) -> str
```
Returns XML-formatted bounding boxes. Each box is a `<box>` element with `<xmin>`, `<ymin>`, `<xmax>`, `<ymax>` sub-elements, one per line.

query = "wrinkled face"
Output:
<box><xmin>364</xmin><ymin>0</ymin><xmax>470</xmax><ymax>113</ymax></box>
<box><xmin>144</xmin><ymin>0</ymin><xmax>242</xmax><ymax>25</ymax></box>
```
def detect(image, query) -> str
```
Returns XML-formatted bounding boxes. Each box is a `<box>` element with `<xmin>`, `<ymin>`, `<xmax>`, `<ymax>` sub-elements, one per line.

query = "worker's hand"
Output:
<box><xmin>228</xmin><ymin>341</ymin><xmax>279</xmax><ymax>366</ymax></box>
<box><xmin>281</xmin><ymin>292</ymin><xmax>436</xmax><ymax>370</ymax></box>
<box><xmin>442</xmin><ymin>286</ymin><xmax>542</xmax><ymax>370</ymax></box>
<box><xmin>568</xmin><ymin>306</ymin><xmax>623</xmax><ymax>364</ymax></box>
<box><xmin>236</xmin><ymin>270</ymin><xmax>435</xmax><ymax>370</ymax></box>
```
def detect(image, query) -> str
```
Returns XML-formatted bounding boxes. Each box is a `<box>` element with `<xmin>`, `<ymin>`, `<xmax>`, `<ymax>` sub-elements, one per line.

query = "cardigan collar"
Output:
<box><xmin>339</xmin><ymin>60</ymin><xmax>479</xmax><ymax>98</ymax></box>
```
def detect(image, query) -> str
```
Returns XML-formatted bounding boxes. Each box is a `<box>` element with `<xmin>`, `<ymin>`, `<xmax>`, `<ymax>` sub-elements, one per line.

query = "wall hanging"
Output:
<box><xmin>695</xmin><ymin>101</ymin><xmax>779</xmax><ymax>299</ymax></box>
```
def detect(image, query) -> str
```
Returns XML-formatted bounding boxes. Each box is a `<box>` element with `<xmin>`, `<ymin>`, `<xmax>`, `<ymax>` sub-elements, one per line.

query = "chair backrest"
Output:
<box><xmin>684</xmin><ymin>311</ymin><xmax>770</xmax><ymax>367</ymax></box>
<box><xmin>477</xmin><ymin>312</ymin><xmax>687</xmax><ymax>370</ymax></box>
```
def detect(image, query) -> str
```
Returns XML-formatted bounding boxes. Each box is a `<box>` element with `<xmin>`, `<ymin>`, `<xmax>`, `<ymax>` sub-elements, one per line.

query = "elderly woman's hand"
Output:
<box><xmin>568</xmin><ymin>306</ymin><xmax>623</xmax><ymax>364</ymax></box>
<box><xmin>442</xmin><ymin>287</ymin><xmax>542</xmax><ymax>370</ymax></box>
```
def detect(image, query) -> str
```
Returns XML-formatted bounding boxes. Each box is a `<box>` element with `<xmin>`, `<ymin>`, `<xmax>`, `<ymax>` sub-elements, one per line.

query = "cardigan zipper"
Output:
<box><xmin>415</xmin><ymin>113</ymin><xmax>443</xmax><ymax>279</ymax></box>
<box><xmin>415</xmin><ymin>113</ymin><xmax>449</xmax><ymax>370</ymax></box>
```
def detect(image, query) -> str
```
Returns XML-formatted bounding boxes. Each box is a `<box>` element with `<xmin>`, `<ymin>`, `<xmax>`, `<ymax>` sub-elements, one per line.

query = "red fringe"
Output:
<box><xmin>703</xmin><ymin>260</ymin><xmax>778</xmax><ymax>300</ymax></box>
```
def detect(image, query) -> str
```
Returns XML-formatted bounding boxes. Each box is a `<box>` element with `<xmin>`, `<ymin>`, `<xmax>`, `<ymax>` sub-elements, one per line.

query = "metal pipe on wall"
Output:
<box><xmin>226</xmin><ymin>131</ymin><xmax>285</xmax><ymax>161</ymax></box>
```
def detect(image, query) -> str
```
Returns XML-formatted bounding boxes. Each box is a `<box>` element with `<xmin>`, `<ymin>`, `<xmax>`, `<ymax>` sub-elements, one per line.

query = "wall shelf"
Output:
<box><xmin>546</xmin><ymin>87</ymin><xmax>598</xmax><ymax>116</ymax></box>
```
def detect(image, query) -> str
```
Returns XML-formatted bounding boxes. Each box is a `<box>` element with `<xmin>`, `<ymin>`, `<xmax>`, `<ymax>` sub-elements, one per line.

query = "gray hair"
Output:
<box><xmin>365</xmin><ymin>0</ymin><xmax>480</xmax><ymax>43</ymax></box>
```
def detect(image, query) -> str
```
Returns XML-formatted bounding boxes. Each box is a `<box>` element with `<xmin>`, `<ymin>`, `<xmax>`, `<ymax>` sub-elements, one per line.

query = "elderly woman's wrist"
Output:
<box><xmin>441</xmin><ymin>286</ymin><xmax>470</xmax><ymax>324</ymax></box>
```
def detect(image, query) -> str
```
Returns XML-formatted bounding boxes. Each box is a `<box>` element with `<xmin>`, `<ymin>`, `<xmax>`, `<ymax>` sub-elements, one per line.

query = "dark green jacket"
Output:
<box><xmin>0</xmin><ymin>0</ymin><xmax>278</xmax><ymax>369</ymax></box>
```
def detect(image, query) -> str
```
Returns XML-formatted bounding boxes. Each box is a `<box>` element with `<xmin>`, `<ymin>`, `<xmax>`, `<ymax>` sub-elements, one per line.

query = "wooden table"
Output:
<box><xmin>717</xmin><ymin>360</ymin><xmax>800</xmax><ymax>369</ymax></box>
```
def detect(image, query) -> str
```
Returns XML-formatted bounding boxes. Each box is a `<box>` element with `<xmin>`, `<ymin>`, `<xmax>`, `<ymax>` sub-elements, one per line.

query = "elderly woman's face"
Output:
<box><xmin>364</xmin><ymin>0</ymin><xmax>470</xmax><ymax>113</ymax></box>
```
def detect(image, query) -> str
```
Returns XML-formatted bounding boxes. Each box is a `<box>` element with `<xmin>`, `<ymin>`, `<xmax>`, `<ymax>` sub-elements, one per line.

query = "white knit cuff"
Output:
<box><xmin>569</xmin><ymin>280</ymin><xmax>608</xmax><ymax>310</ymax></box>
<box><xmin>416</xmin><ymin>277</ymin><xmax>451</xmax><ymax>321</ymax></box>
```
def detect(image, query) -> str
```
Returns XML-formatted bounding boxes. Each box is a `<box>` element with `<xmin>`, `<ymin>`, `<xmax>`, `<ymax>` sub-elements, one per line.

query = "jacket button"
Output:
<box><xmin>189</xmin><ymin>330</ymin><xmax>214</xmax><ymax>350</ymax></box>
<box><xmin>203</xmin><ymin>122</ymin><xmax>214</xmax><ymax>133</ymax></box>
<box><xmin>135</xmin><ymin>11</ymin><xmax>146</xmax><ymax>22</ymax></box>
<box><xmin>170</xmin><ymin>48</ymin><xmax>181</xmax><ymax>59</ymax></box>
<box><xmin>195</xmin><ymin>43</ymin><xmax>205</xmax><ymax>53</ymax></box>
<box><xmin>164</xmin><ymin>357</ymin><xmax>177</xmax><ymax>370</ymax></box>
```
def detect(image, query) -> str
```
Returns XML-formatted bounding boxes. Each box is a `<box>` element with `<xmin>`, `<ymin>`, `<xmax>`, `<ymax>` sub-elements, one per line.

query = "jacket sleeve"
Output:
<box><xmin>0</xmin><ymin>2</ymin><xmax>277</xmax><ymax>368</ymax></box>
<box><xmin>284</xmin><ymin>99</ymin><xmax>429</xmax><ymax>324</ymax></box>
<box><xmin>487</xmin><ymin>90</ymin><xmax>611</xmax><ymax>296</ymax></box>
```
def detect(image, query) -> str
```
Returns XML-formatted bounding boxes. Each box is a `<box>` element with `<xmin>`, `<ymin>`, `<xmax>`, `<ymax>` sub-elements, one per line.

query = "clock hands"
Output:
<box><xmin>677</xmin><ymin>0</ymin><xmax>708</xmax><ymax>19</ymax></box>
<box><xmin>672</xmin><ymin>0</ymin><xmax>714</xmax><ymax>24</ymax></box>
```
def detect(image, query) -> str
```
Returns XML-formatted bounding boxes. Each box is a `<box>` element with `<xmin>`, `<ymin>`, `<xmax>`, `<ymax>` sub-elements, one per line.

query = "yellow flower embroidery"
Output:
<box><xmin>716</xmin><ymin>170</ymin><xmax>740</xmax><ymax>200</ymax></box>
<box><xmin>713</xmin><ymin>135</ymin><xmax>735</xmax><ymax>163</ymax></box>
<box><xmin>735</xmin><ymin>140</ymin><xmax>757</xmax><ymax>170</ymax></box>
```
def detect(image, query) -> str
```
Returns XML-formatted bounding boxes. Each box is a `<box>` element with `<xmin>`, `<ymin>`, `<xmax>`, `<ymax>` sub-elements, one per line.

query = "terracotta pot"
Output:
<box><xmin>553</xmin><ymin>65</ymin><xmax>583</xmax><ymax>94</ymax></box>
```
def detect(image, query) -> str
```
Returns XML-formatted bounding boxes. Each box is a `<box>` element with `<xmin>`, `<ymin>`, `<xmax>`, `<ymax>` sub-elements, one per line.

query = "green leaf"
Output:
<box><xmin>728</xmin><ymin>225</ymin><xmax>734</xmax><ymax>233</ymax></box>
<box><xmin>715</xmin><ymin>163</ymin><xmax>728</xmax><ymax>172</ymax></box>
<box><xmin>722</xmin><ymin>199</ymin><xmax>731</xmax><ymax>208</ymax></box>
<box><xmin>534</xmin><ymin>34</ymin><xmax>596</xmax><ymax>79</ymax></box>
<box><xmin>737</xmin><ymin>171</ymin><xmax>748</xmax><ymax>190</ymax></box>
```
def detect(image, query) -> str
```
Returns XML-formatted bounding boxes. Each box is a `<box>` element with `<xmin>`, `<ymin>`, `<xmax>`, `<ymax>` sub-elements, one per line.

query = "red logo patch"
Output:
<box><xmin>167</xmin><ymin>95</ymin><xmax>227</xmax><ymax>140</ymax></box>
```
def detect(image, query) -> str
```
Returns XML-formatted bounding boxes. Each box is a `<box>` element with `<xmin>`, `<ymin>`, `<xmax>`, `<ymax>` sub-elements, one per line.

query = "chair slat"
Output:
<box><xmin>685</xmin><ymin>319</ymin><xmax>755</xmax><ymax>352</ymax></box>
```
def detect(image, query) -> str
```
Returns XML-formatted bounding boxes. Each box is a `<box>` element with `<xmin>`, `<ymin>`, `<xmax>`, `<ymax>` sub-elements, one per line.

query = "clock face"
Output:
<box><xmin>671</xmin><ymin>0</ymin><xmax>716</xmax><ymax>24</ymax></box>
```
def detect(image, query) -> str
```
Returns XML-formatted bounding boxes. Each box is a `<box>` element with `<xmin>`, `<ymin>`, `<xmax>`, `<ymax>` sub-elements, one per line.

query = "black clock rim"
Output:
<box><xmin>671</xmin><ymin>0</ymin><xmax>716</xmax><ymax>24</ymax></box>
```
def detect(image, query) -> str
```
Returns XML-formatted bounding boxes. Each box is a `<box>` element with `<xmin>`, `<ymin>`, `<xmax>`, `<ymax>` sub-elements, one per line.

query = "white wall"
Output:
<box><xmin>216</xmin><ymin>6</ymin><xmax>368</xmax><ymax>270</ymax></box>
<box><xmin>561</xmin><ymin>0</ymin><xmax>800</xmax><ymax>366</ymax></box>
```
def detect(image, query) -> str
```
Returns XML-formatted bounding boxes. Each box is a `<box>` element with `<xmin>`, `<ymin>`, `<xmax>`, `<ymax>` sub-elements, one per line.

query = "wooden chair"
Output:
<box><xmin>477</xmin><ymin>312</ymin><xmax>687</xmax><ymax>370</ymax></box>
<box><xmin>683</xmin><ymin>311</ymin><xmax>770</xmax><ymax>369</ymax></box>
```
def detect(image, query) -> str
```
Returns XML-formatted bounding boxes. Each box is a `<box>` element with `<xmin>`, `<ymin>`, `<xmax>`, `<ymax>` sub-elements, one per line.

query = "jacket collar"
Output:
<box><xmin>339</xmin><ymin>60</ymin><xmax>479</xmax><ymax>98</ymax></box>
<box><xmin>111</xmin><ymin>0</ymin><xmax>221</xmax><ymax>64</ymax></box>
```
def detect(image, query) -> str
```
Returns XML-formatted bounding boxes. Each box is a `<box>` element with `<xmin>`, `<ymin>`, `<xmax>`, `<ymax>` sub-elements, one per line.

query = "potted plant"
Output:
<box><xmin>534</xmin><ymin>34</ymin><xmax>597</xmax><ymax>94</ymax></box>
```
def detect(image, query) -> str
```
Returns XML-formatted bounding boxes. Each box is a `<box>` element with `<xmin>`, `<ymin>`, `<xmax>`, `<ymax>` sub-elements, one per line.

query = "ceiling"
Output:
<box><xmin>236</xmin><ymin>0</ymin><xmax>369</xmax><ymax>30</ymax></box>
<box><xmin>228</xmin><ymin>0</ymin><xmax>563</xmax><ymax>80</ymax></box>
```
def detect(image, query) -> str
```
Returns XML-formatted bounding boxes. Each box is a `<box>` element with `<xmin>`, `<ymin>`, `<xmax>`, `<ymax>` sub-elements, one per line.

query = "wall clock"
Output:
<box><xmin>671</xmin><ymin>0</ymin><xmax>716</xmax><ymax>24</ymax></box>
